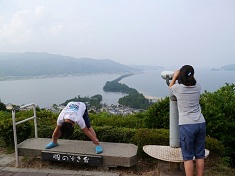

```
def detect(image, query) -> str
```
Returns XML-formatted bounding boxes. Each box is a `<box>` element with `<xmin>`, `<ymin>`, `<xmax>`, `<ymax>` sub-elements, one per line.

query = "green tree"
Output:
<box><xmin>144</xmin><ymin>97</ymin><xmax>169</xmax><ymax>129</ymax></box>
<box><xmin>200</xmin><ymin>83</ymin><xmax>235</xmax><ymax>165</ymax></box>
<box><xmin>0</xmin><ymin>102</ymin><xmax>6</xmax><ymax>111</ymax></box>
<box><xmin>118</xmin><ymin>91</ymin><xmax>152</xmax><ymax>109</ymax></box>
<box><xmin>103</xmin><ymin>80</ymin><xmax>130</xmax><ymax>93</ymax></box>
<box><xmin>62</xmin><ymin>94</ymin><xmax>103</xmax><ymax>109</ymax></box>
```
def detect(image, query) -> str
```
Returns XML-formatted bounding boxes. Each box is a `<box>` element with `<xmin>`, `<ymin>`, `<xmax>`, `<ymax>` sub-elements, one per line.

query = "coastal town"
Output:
<box><xmin>48</xmin><ymin>103</ymin><xmax>144</xmax><ymax>115</ymax></box>
<box><xmin>50</xmin><ymin>95</ymin><xmax>160</xmax><ymax>115</ymax></box>
<box><xmin>99</xmin><ymin>104</ymin><xmax>144</xmax><ymax>115</ymax></box>
<box><xmin>4</xmin><ymin>95</ymin><xmax>161</xmax><ymax>115</ymax></box>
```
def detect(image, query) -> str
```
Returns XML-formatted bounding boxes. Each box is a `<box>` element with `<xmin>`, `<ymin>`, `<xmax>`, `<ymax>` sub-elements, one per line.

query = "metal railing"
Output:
<box><xmin>12</xmin><ymin>103</ymin><xmax>38</xmax><ymax>167</ymax></box>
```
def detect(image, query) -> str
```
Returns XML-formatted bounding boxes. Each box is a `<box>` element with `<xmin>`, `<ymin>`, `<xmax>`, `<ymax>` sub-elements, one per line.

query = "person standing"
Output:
<box><xmin>169</xmin><ymin>65</ymin><xmax>206</xmax><ymax>176</ymax></box>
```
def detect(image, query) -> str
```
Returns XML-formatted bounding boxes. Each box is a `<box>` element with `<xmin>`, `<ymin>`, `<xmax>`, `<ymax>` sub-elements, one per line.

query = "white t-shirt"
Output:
<box><xmin>57</xmin><ymin>102</ymin><xmax>86</xmax><ymax>129</ymax></box>
<box><xmin>169</xmin><ymin>83</ymin><xmax>206</xmax><ymax>125</ymax></box>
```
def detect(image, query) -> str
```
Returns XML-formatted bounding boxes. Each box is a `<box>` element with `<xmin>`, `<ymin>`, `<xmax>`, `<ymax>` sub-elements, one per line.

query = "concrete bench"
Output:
<box><xmin>18</xmin><ymin>138</ymin><xmax>138</xmax><ymax>167</ymax></box>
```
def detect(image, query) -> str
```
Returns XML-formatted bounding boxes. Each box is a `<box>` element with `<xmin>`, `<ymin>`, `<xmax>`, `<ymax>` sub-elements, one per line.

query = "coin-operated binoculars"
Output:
<box><xmin>161</xmin><ymin>71</ymin><xmax>179</xmax><ymax>148</ymax></box>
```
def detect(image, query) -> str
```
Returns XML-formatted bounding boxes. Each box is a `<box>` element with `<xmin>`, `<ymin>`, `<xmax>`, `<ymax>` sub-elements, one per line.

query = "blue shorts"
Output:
<box><xmin>180</xmin><ymin>122</ymin><xmax>206</xmax><ymax>161</ymax></box>
<box><xmin>82</xmin><ymin>109</ymin><xmax>91</xmax><ymax>128</ymax></box>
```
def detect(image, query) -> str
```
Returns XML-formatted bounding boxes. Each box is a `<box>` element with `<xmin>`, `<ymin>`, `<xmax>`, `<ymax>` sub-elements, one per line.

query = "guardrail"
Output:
<box><xmin>12</xmin><ymin>103</ymin><xmax>38</xmax><ymax>167</ymax></box>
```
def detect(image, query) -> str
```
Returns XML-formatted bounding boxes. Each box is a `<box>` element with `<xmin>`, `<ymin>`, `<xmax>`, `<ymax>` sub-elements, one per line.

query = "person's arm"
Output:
<box><xmin>88</xmin><ymin>126</ymin><xmax>97</xmax><ymax>138</ymax></box>
<box><xmin>169</xmin><ymin>70</ymin><xmax>180</xmax><ymax>87</ymax></box>
<box><xmin>82</xmin><ymin>127</ymin><xmax>99</xmax><ymax>145</ymax></box>
<box><xmin>52</xmin><ymin>125</ymin><xmax>61</xmax><ymax>144</ymax></box>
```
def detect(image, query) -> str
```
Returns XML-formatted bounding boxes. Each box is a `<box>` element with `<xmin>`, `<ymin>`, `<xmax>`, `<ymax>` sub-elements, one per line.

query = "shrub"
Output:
<box><xmin>0</xmin><ymin>102</ymin><xmax>6</xmax><ymax>111</ymax></box>
<box><xmin>71</xmin><ymin>126</ymin><xmax>137</xmax><ymax>143</ymax></box>
<box><xmin>200</xmin><ymin>83</ymin><xmax>235</xmax><ymax>165</ymax></box>
<box><xmin>130</xmin><ymin>128</ymin><xmax>169</xmax><ymax>157</ymax></box>
<box><xmin>144</xmin><ymin>97</ymin><xmax>169</xmax><ymax>129</ymax></box>
<box><xmin>37</xmin><ymin>110</ymin><xmax>58</xmax><ymax>138</ymax></box>
<box><xmin>90</xmin><ymin>111</ymin><xmax>146</xmax><ymax>129</ymax></box>
<box><xmin>95</xmin><ymin>126</ymin><xmax>136</xmax><ymax>143</ymax></box>
<box><xmin>206</xmin><ymin>136</ymin><xmax>225</xmax><ymax>157</ymax></box>
<box><xmin>0</xmin><ymin>117</ymin><xmax>32</xmax><ymax>147</ymax></box>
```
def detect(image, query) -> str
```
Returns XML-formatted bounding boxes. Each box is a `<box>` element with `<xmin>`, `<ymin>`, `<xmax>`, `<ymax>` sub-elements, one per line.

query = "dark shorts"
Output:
<box><xmin>180</xmin><ymin>122</ymin><xmax>206</xmax><ymax>161</ymax></box>
<box><xmin>82</xmin><ymin>109</ymin><xmax>91</xmax><ymax>128</ymax></box>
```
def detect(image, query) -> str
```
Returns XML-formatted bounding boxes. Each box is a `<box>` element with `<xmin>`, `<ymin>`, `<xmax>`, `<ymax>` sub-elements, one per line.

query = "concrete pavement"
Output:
<box><xmin>0</xmin><ymin>152</ymin><xmax>119</xmax><ymax>176</ymax></box>
<box><xmin>0</xmin><ymin>166</ymin><xmax>119</xmax><ymax>176</ymax></box>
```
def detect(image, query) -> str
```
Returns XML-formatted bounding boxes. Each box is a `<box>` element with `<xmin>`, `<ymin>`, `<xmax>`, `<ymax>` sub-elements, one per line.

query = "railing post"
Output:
<box><xmin>12</xmin><ymin>103</ymin><xmax>38</xmax><ymax>167</ymax></box>
<box><xmin>33</xmin><ymin>104</ymin><xmax>38</xmax><ymax>138</ymax></box>
<box><xmin>12</xmin><ymin>109</ymin><xmax>19</xmax><ymax>167</ymax></box>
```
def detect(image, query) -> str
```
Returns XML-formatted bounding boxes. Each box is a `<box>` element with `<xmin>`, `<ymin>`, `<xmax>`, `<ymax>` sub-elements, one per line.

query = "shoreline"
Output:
<box><xmin>144</xmin><ymin>95</ymin><xmax>162</xmax><ymax>101</ymax></box>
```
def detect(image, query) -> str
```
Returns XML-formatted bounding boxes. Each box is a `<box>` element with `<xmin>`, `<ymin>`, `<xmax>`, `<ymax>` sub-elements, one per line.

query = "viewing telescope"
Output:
<box><xmin>160</xmin><ymin>71</ymin><xmax>174</xmax><ymax>86</ymax></box>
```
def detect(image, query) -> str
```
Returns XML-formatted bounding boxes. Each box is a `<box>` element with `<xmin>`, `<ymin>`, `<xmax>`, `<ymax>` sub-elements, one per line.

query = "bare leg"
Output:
<box><xmin>196</xmin><ymin>158</ymin><xmax>204</xmax><ymax>176</ymax></box>
<box><xmin>184</xmin><ymin>160</ymin><xmax>194</xmax><ymax>176</ymax></box>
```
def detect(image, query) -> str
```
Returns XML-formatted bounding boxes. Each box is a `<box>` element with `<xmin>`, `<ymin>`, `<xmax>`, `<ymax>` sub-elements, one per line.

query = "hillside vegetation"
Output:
<box><xmin>0</xmin><ymin>83</ymin><xmax>234</xmax><ymax>175</ymax></box>
<box><xmin>103</xmin><ymin>73</ymin><xmax>153</xmax><ymax>109</ymax></box>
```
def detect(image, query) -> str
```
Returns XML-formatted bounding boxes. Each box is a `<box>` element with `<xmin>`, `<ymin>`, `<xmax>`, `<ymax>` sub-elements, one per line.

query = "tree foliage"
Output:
<box><xmin>0</xmin><ymin>102</ymin><xmax>6</xmax><ymax>111</ymax></box>
<box><xmin>118</xmin><ymin>90</ymin><xmax>153</xmax><ymax>109</ymax></box>
<box><xmin>143</xmin><ymin>97</ymin><xmax>169</xmax><ymax>129</ymax></box>
<box><xmin>103</xmin><ymin>80</ymin><xmax>130</xmax><ymax>93</ymax></box>
<box><xmin>103</xmin><ymin>74</ymin><xmax>153</xmax><ymax>109</ymax></box>
<box><xmin>90</xmin><ymin>111</ymin><xmax>146</xmax><ymax>129</ymax></box>
<box><xmin>200</xmin><ymin>83</ymin><xmax>235</xmax><ymax>165</ymax></box>
<box><xmin>62</xmin><ymin>94</ymin><xmax>103</xmax><ymax>109</ymax></box>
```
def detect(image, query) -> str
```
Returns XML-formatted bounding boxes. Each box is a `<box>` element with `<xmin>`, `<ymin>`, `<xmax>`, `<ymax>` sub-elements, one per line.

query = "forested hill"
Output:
<box><xmin>0</xmin><ymin>52</ymin><xmax>140</xmax><ymax>77</ymax></box>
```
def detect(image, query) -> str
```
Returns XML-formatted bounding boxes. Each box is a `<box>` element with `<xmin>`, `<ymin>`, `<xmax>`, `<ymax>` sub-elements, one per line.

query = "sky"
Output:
<box><xmin>0</xmin><ymin>0</ymin><xmax>235</xmax><ymax>68</ymax></box>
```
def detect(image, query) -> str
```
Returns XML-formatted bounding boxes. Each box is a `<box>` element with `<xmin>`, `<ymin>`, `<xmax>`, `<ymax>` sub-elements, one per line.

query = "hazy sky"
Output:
<box><xmin>0</xmin><ymin>0</ymin><xmax>235</xmax><ymax>68</ymax></box>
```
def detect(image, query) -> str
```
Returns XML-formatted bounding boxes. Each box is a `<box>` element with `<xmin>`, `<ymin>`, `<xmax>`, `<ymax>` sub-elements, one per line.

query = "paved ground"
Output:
<box><xmin>0</xmin><ymin>167</ymin><xmax>119</xmax><ymax>176</ymax></box>
<box><xmin>0</xmin><ymin>153</ymin><xmax>119</xmax><ymax>176</ymax></box>
<box><xmin>0</xmin><ymin>149</ymin><xmax>185</xmax><ymax>176</ymax></box>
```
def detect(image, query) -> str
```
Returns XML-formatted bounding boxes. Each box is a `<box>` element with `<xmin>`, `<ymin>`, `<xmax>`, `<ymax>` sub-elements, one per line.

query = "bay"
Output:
<box><xmin>0</xmin><ymin>68</ymin><xmax>234</xmax><ymax>108</ymax></box>
<box><xmin>0</xmin><ymin>74</ymin><xmax>125</xmax><ymax>108</ymax></box>
<box><xmin>120</xmin><ymin>68</ymin><xmax>235</xmax><ymax>98</ymax></box>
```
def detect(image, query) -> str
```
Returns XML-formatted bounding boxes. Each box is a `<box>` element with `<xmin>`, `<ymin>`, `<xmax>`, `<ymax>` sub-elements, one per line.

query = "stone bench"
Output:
<box><xmin>18</xmin><ymin>138</ymin><xmax>138</xmax><ymax>167</ymax></box>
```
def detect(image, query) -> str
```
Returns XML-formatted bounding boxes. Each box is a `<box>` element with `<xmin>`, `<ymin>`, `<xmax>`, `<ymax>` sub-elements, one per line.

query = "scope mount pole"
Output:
<box><xmin>166</xmin><ymin>75</ymin><xmax>180</xmax><ymax>148</ymax></box>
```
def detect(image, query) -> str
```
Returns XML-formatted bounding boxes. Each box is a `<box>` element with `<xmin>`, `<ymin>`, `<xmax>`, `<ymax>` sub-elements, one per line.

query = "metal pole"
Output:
<box><xmin>11</xmin><ymin>103</ymin><xmax>38</xmax><ymax>167</ymax></box>
<box><xmin>165</xmin><ymin>75</ymin><xmax>179</xmax><ymax>148</ymax></box>
<box><xmin>169</xmin><ymin>92</ymin><xmax>179</xmax><ymax>147</ymax></box>
<box><xmin>33</xmin><ymin>104</ymin><xmax>38</xmax><ymax>138</ymax></box>
<box><xmin>12</xmin><ymin>109</ymin><xmax>19</xmax><ymax>167</ymax></box>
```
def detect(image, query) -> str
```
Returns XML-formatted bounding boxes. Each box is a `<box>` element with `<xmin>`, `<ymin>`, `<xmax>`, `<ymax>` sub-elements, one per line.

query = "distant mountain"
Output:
<box><xmin>220</xmin><ymin>63</ymin><xmax>235</xmax><ymax>71</ymax></box>
<box><xmin>211</xmin><ymin>63</ymin><xmax>235</xmax><ymax>71</ymax></box>
<box><xmin>0</xmin><ymin>52</ymin><xmax>140</xmax><ymax>78</ymax></box>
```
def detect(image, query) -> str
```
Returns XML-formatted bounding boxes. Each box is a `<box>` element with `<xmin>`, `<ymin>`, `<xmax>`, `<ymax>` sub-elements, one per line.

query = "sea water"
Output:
<box><xmin>0</xmin><ymin>68</ymin><xmax>234</xmax><ymax>108</ymax></box>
